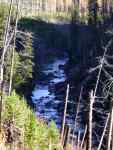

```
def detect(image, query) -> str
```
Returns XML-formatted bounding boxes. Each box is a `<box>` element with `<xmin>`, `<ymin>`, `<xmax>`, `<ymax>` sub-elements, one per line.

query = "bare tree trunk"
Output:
<box><xmin>0</xmin><ymin>0</ymin><xmax>13</xmax><ymax>131</ymax></box>
<box><xmin>107</xmin><ymin>102</ymin><xmax>113</xmax><ymax>150</ymax></box>
<box><xmin>61</xmin><ymin>84</ymin><xmax>69</xmax><ymax>144</ymax></box>
<box><xmin>88</xmin><ymin>90</ymin><xmax>94</xmax><ymax>150</ymax></box>
<box><xmin>81</xmin><ymin>125</ymin><xmax>87</xmax><ymax>148</ymax></box>
<box><xmin>8</xmin><ymin>0</ymin><xmax>20</xmax><ymax>96</ymax></box>
<box><xmin>97</xmin><ymin>113</ymin><xmax>110</xmax><ymax>150</ymax></box>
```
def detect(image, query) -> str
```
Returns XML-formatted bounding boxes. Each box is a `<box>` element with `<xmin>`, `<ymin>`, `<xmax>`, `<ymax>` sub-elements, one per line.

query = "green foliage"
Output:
<box><xmin>0</xmin><ymin>3</ymin><xmax>15</xmax><ymax>46</ymax></box>
<box><xmin>3</xmin><ymin>92</ymin><xmax>60</xmax><ymax>150</ymax></box>
<box><xmin>21</xmin><ymin>11</ymin><xmax>71</xmax><ymax>22</ymax></box>
<box><xmin>0</xmin><ymin>3</ymin><xmax>8</xmax><ymax>45</ymax></box>
<box><xmin>37</xmin><ymin>12</ymin><xmax>71</xmax><ymax>22</ymax></box>
<box><xmin>36</xmin><ymin>121</ymin><xmax>60</xmax><ymax>150</ymax></box>
<box><xmin>3</xmin><ymin>30</ymin><xmax>34</xmax><ymax>95</ymax></box>
<box><xmin>48</xmin><ymin>121</ymin><xmax>60</xmax><ymax>146</ymax></box>
<box><xmin>71</xmin><ymin>5</ymin><xmax>79</xmax><ymax>23</ymax></box>
<box><xmin>0</xmin><ymin>3</ymin><xmax>32</xmax><ymax>94</ymax></box>
<box><xmin>13</xmin><ymin>35</ymin><xmax>33</xmax><ymax>90</ymax></box>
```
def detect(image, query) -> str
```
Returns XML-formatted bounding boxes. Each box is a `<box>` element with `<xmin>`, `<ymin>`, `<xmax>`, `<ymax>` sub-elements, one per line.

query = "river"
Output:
<box><xmin>32</xmin><ymin>54</ymin><xmax>69</xmax><ymax>127</ymax></box>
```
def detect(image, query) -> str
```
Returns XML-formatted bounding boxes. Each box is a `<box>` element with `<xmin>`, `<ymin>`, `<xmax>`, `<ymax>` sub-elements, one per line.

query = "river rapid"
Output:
<box><xmin>32</xmin><ymin>52</ymin><xmax>69</xmax><ymax>127</ymax></box>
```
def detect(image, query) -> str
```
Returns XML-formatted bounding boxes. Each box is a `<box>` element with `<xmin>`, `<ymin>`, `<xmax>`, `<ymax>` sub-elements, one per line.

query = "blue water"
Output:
<box><xmin>32</xmin><ymin>58</ymin><xmax>68</xmax><ymax>126</ymax></box>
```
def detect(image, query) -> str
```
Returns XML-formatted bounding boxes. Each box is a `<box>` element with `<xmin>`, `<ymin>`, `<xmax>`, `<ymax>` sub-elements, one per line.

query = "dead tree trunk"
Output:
<box><xmin>8</xmin><ymin>0</ymin><xmax>20</xmax><ymax>95</ymax></box>
<box><xmin>0</xmin><ymin>0</ymin><xmax>13</xmax><ymax>131</ymax></box>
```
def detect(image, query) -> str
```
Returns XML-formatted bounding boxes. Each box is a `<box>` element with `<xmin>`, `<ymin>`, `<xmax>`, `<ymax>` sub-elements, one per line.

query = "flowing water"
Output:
<box><xmin>32</xmin><ymin>56</ymin><xmax>68</xmax><ymax>127</ymax></box>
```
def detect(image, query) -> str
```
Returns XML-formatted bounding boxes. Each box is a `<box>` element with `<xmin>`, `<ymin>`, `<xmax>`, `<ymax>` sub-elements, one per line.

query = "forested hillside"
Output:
<box><xmin>0</xmin><ymin>0</ymin><xmax>113</xmax><ymax>150</ymax></box>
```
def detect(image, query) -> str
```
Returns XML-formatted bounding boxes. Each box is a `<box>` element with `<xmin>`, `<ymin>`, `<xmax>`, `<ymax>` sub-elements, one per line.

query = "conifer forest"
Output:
<box><xmin>0</xmin><ymin>0</ymin><xmax>113</xmax><ymax>149</ymax></box>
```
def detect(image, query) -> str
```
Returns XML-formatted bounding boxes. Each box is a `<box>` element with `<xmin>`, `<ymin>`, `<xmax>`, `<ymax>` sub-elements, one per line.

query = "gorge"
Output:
<box><xmin>0</xmin><ymin>0</ymin><xmax>113</xmax><ymax>149</ymax></box>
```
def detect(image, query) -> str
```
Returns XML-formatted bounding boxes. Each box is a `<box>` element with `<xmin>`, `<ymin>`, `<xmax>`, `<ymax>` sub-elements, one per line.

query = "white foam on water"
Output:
<box><xmin>32</xmin><ymin>58</ymin><xmax>68</xmax><ymax>125</ymax></box>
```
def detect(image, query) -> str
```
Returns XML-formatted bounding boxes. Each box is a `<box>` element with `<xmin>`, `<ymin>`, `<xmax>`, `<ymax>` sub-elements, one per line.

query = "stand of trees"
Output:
<box><xmin>0</xmin><ymin>2</ymin><xmax>60</xmax><ymax>150</ymax></box>
<box><xmin>1</xmin><ymin>0</ymin><xmax>113</xmax><ymax>149</ymax></box>
<box><xmin>66</xmin><ymin>0</ymin><xmax>113</xmax><ymax>149</ymax></box>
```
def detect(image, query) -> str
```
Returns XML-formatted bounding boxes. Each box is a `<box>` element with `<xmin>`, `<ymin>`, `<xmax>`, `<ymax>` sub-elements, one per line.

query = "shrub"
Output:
<box><xmin>2</xmin><ymin>91</ymin><xmax>60</xmax><ymax>150</ymax></box>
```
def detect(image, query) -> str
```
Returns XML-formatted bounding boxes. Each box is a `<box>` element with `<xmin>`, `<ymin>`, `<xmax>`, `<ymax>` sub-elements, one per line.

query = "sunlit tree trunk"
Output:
<box><xmin>88</xmin><ymin>91</ymin><xmax>94</xmax><ymax>150</ymax></box>
<box><xmin>39</xmin><ymin>0</ymin><xmax>42</xmax><ymax>12</ymax></box>
<box><xmin>8</xmin><ymin>0</ymin><xmax>20</xmax><ymax>96</ymax></box>
<box><xmin>107</xmin><ymin>0</ymin><xmax>113</xmax><ymax>15</ymax></box>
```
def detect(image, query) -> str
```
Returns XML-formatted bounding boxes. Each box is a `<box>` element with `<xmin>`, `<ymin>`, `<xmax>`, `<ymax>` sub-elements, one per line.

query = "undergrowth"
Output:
<box><xmin>2</xmin><ymin>91</ymin><xmax>60</xmax><ymax>150</ymax></box>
